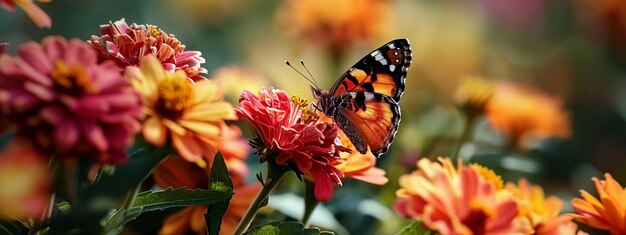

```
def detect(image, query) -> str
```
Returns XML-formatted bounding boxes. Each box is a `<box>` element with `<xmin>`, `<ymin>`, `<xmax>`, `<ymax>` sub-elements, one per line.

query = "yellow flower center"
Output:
<box><xmin>149</xmin><ymin>26</ymin><xmax>162</xmax><ymax>37</ymax></box>
<box><xmin>291</xmin><ymin>95</ymin><xmax>319</xmax><ymax>124</ymax></box>
<box><xmin>155</xmin><ymin>74</ymin><xmax>194</xmax><ymax>118</ymax></box>
<box><xmin>471</xmin><ymin>164</ymin><xmax>504</xmax><ymax>190</ymax></box>
<box><xmin>50</xmin><ymin>60</ymin><xmax>97</xmax><ymax>95</ymax></box>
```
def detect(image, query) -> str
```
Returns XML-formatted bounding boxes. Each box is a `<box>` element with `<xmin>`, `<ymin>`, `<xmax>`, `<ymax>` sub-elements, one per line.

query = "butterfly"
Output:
<box><xmin>311</xmin><ymin>39</ymin><xmax>412</xmax><ymax>158</ymax></box>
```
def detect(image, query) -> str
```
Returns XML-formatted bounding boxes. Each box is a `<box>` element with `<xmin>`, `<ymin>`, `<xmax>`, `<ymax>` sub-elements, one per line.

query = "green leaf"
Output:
<box><xmin>205</xmin><ymin>152</ymin><xmax>235</xmax><ymax>235</ymax></box>
<box><xmin>0</xmin><ymin>220</ymin><xmax>26</xmax><ymax>235</ymax></box>
<box><xmin>244</xmin><ymin>221</ymin><xmax>334</xmax><ymax>235</ymax></box>
<box><xmin>396</xmin><ymin>221</ymin><xmax>436</xmax><ymax>235</ymax></box>
<box><xmin>130</xmin><ymin>187</ymin><xmax>233</xmax><ymax>212</ymax></box>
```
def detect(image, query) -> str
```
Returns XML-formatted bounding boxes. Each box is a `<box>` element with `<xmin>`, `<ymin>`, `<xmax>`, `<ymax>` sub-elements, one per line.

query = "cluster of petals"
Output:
<box><xmin>486</xmin><ymin>82</ymin><xmax>571</xmax><ymax>149</ymax></box>
<box><xmin>0</xmin><ymin>0</ymin><xmax>51</xmax><ymax>28</ymax></box>
<box><xmin>0</xmin><ymin>36</ymin><xmax>143</xmax><ymax>164</ymax></box>
<box><xmin>235</xmin><ymin>88</ymin><xmax>346</xmax><ymax>202</ymax></box>
<box><xmin>125</xmin><ymin>56</ymin><xmax>236</xmax><ymax>167</ymax></box>
<box><xmin>89</xmin><ymin>19</ymin><xmax>207</xmax><ymax>81</ymax></box>
<box><xmin>505</xmin><ymin>179</ymin><xmax>582</xmax><ymax>235</ymax></box>
<box><xmin>153</xmin><ymin>155</ymin><xmax>260</xmax><ymax>235</ymax></box>
<box><xmin>572</xmin><ymin>173</ymin><xmax>626</xmax><ymax>235</ymax></box>
<box><xmin>394</xmin><ymin>157</ymin><xmax>526</xmax><ymax>235</ymax></box>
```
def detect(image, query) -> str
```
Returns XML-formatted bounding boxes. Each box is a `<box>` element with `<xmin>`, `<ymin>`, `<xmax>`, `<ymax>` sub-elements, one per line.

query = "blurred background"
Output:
<box><xmin>2</xmin><ymin>0</ymin><xmax>626</xmax><ymax>234</ymax></box>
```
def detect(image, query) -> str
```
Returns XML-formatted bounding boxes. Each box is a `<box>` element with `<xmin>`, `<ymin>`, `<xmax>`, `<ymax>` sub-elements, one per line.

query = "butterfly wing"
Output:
<box><xmin>328</xmin><ymin>39</ymin><xmax>412</xmax><ymax>102</ymax></box>
<box><xmin>330</xmin><ymin>92</ymin><xmax>401</xmax><ymax>157</ymax></box>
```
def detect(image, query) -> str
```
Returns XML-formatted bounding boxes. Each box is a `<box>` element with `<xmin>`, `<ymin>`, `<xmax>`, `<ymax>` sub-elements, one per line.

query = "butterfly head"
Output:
<box><xmin>311</xmin><ymin>86</ymin><xmax>329</xmax><ymax>112</ymax></box>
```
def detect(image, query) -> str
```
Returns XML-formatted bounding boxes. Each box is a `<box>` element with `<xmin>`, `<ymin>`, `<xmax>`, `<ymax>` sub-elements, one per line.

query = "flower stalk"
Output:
<box><xmin>450</xmin><ymin>113</ymin><xmax>477</xmax><ymax>160</ymax></box>
<box><xmin>233</xmin><ymin>157</ymin><xmax>288</xmax><ymax>235</ymax></box>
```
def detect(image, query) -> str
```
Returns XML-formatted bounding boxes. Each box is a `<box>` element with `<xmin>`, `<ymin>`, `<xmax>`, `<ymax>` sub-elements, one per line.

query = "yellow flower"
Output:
<box><xmin>126</xmin><ymin>56</ymin><xmax>236</xmax><ymax>166</ymax></box>
<box><xmin>506</xmin><ymin>179</ymin><xmax>580</xmax><ymax>235</ymax></box>
<box><xmin>572</xmin><ymin>173</ymin><xmax>626</xmax><ymax>235</ymax></box>
<box><xmin>456</xmin><ymin>76</ymin><xmax>495</xmax><ymax>116</ymax></box>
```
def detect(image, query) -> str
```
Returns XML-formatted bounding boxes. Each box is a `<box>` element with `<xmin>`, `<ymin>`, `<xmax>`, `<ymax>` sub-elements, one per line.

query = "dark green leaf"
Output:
<box><xmin>0</xmin><ymin>220</ymin><xmax>26</xmax><ymax>235</ymax></box>
<box><xmin>396</xmin><ymin>221</ymin><xmax>435</xmax><ymax>235</ymax></box>
<box><xmin>205</xmin><ymin>152</ymin><xmax>235</xmax><ymax>235</ymax></box>
<box><xmin>244</xmin><ymin>221</ymin><xmax>334</xmax><ymax>235</ymax></box>
<box><xmin>130</xmin><ymin>187</ymin><xmax>233</xmax><ymax>212</ymax></box>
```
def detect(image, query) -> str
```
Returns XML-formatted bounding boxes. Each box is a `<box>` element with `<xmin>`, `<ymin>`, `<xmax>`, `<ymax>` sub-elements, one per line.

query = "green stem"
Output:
<box><xmin>101</xmin><ymin>182</ymin><xmax>142</xmax><ymax>234</ymax></box>
<box><xmin>451</xmin><ymin>113</ymin><xmax>477</xmax><ymax>160</ymax></box>
<box><xmin>301</xmin><ymin>180</ymin><xmax>319</xmax><ymax>226</ymax></box>
<box><xmin>233</xmin><ymin>162</ymin><xmax>288</xmax><ymax>235</ymax></box>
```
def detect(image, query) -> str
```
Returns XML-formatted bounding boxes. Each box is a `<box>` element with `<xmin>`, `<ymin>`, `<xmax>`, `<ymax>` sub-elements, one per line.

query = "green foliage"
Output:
<box><xmin>396</xmin><ymin>221</ymin><xmax>436</xmax><ymax>235</ymax></box>
<box><xmin>244</xmin><ymin>221</ymin><xmax>334</xmax><ymax>235</ymax></box>
<box><xmin>131</xmin><ymin>187</ymin><xmax>233</xmax><ymax>212</ymax></box>
<box><xmin>205</xmin><ymin>152</ymin><xmax>235</xmax><ymax>235</ymax></box>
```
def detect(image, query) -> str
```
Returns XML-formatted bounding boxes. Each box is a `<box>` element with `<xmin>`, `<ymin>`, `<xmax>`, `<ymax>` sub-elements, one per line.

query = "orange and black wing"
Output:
<box><xmin>328</xmin><ymin>39</ymin><xmax>412</xmax><ymax>102</ymax></box>
<box><xmin>331</xmin><ymin>92</ymin><xmax>401</xmax><ymax>157</ymax></box>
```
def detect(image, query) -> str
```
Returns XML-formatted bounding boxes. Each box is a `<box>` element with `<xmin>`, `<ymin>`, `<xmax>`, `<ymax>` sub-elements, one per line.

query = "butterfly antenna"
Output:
<box><xmin>300</xmin><ymin>60</ymin><xmax>320</xmax><ymax>88</ymax></box>
<box><xmin>285</xmin><ymin>60</ymin><xmax>318</xmax><ymax>87</ymax></box>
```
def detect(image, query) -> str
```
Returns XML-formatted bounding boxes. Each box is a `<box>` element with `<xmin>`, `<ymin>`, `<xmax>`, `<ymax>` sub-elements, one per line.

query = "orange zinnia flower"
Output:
<box><xmin>394</xmin><ymin>157</ymin><xmax>527</xmax><ymax>235</ymax></box>
<box><xmin>0</xmin><ymin>141</ymin><xmax>50</xmax><ymax>220</ymax></box>
<box><xmin>506</xmin><ymin>179</ymin><xmax>580</xmax><ymax>235</ymax></box>
<box><xmin>277</xmin><ymin>0</ymin><xmax>389</xmax><ymax>52</ymax></box>
<box><xmin>572</xmin><ymin>173</ymin><xmax>626</xmax><ymax>235</ymax></box>
<box><xmin>486</xmin><ymin>82</ymin><xmax>570</xmax><ymax>149</ymax></box>
<box><xmin>154</xmin><ymin>155</ymin><xmax>260</xmax><ymax>235</ymax></box>
<box><xmin>330</xmin><ymin>124</ymin><xmax>388</xmax><ymax>185</ymax></box>
<box><xmin>125</xmin><ymin>56</ymin><xmax>236</xmax><ymax>166</ymax></box>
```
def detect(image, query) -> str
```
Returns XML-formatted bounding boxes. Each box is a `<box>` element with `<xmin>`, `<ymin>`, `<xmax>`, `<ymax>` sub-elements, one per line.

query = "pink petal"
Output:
<box><xmin>54</xmin><ymin>120</ymin><xmax>78</xmax><ymax>149</ymax></box>
<box><xmin>42</xmin><ymin>36</ymin><xmax>67</xmax><ymax>62</ymax></box>
<box><xmin>81</xmin><ymin>121</ymin><xmax>108</xmax><ymax>151</ymax></box>
<box><xmin>16</xmin><ymin>42</ymin><xmax>52</xmax><ymax>74</ymax></box>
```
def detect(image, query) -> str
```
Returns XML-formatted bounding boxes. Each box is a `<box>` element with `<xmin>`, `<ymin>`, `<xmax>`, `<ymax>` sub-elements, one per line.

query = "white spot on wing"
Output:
<box><xmin>388</xmin><ymin>44</ymin><xmax>396</xmax><ymax>49</ymax></box>
<box><xmin>370</xmin><ymin>50</ymin><xmax>381</xmax><ymax>56</ymax></box>
<box><xmin>389</xmin><ymin>64</ymin><xmax>396</xmax><ymax>72</ymax></box>
<box><xmin>364</xmin><ymin>93</ymin><xmax>375</xmax><ymax>101</ymax></box>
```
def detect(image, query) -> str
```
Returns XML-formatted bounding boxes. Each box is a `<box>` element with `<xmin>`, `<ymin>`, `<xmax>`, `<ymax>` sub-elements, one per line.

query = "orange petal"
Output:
<box><xmin>17</xmin><ymin>2</ymin><xmax>51</xmax><ymax>29</ymax></box>
<box><xmin>171</xmin><ymin>132</ymin><xmax>203</xmax><ymax>163</ymax></box>
<box><xmin>143</xmin><ymin>117</ymin><xmax>167</xmax><ymax>146</ymax></box>
<box><xmin>159</xmin><ymin>207</ymin><xmax>194</xmax><ymax>235</ymax></box>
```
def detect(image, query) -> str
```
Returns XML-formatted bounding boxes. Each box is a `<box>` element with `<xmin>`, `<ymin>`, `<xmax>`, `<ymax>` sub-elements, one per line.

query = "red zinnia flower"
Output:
<box><xmin>235</xmin><ymin>88</ymin><xmax>347</xmax><ymax>202</ymax></box>
<box><xmin>89</xmin><ymin>19</ymin><xmax>207</xmax><ymax>81</ymax></box>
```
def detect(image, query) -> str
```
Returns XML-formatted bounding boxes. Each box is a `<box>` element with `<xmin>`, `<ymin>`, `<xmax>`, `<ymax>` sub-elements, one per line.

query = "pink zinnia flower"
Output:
<box><xmin>89</xmin><ymin>19</ymin><xmax>207</xmax><ymax>81</ymax></box>
<box><xmin>0</xmin><ymin>0</ymin><xmax>51</xmax><ymax>29</ymax></box>
<box><xmin>235</xmin><ymin>88</ymin><xmax>347</xmax><ymax>202</ymax></box>
<box><xmin>0</xmin><ymin>36</ymin><xmax>143</xmax><ymax>164</ymax></box>
<box><xmin>394</xmin><ymin>157</ymin><xmax>528</xmax><ymax>235</ymax></box>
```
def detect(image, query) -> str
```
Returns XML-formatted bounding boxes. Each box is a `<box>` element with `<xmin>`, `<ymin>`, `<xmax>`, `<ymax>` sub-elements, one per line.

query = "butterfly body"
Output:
<box><xmin>312</xmin><ymin>39</ymin><xmax>412</xmax><ymax>157</ymax></box>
